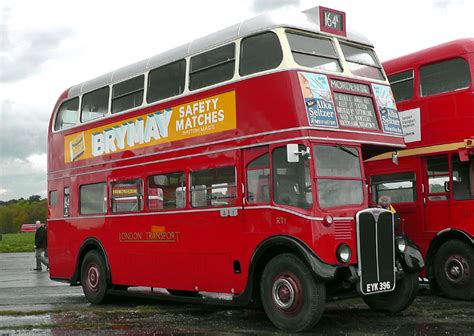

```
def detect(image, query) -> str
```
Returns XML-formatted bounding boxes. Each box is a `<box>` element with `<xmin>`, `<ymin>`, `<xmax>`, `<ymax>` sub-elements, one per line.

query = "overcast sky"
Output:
<box><xmin>0</xmin><ymin>0</ymin><xmax>473</xmax><ymax>201</ymax></box>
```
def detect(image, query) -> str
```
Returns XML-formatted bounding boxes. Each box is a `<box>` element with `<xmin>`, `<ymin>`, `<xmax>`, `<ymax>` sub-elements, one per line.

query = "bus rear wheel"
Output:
<box><xmin>81</xmin><ymin>250</ymin><xmax>108</xmax><ymax>304</ymax></box>
<box><xmin>362</xmin><ymin>272</ymin><xmax>418</xmax><ymax>313</ymax></box>
<box><xmin>434</xmin><ymin>239</ymin><xmax>474</xmax><ymax>300</ymax></box>
<box><xmin>260</xmin><ymin>253</ymin><xmax>325</xmax><ymax>332</ymax></box>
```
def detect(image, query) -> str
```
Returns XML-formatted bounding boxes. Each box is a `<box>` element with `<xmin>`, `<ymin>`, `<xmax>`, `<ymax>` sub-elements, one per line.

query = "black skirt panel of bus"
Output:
<box><xmin>356</xmin><ymin>208</ymin><xmax>395</xmax><ymax>295</ymax></box>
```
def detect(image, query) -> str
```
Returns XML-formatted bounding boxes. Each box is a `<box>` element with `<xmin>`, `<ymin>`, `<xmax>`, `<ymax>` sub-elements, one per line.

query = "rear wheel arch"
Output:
<box><xmin>426</xmin><ymin>229</ymin><xmax>474</xmax><ymax>279</ymax></box>
<box><xmin>71</xmin><ymin>238</ymin><xmax>111</xmax><ymax>285</ymax></box>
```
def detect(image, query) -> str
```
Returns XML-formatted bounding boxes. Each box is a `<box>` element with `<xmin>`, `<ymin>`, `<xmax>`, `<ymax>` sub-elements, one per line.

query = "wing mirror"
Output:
<box><xmin>286</xmin><ymin>144</ymin><xmax>311</xmax><ymax>162</ymax></box>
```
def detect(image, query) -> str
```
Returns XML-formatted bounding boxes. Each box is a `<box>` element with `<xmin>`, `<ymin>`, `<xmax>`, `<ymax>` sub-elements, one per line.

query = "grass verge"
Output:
<box><xmin>0</xmin><ymin>232</ymin><xmax>35</xmax><ymax>253</ymax></box>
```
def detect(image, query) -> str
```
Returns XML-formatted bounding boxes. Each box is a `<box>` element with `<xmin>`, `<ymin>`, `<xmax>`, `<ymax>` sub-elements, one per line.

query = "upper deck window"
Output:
<box><xmin>340</xmin><ymin>42</ymin><xmax>385</xmax><ymax>80</ymax></box>
<box><xmin>420</xmin><ymin>58</ymin><xmax>471</xmax><ymax>97</ymax></box>
<box><xmin>190</xmin><ymin>43</ymin><xmax>235</xmax><ymax>90</ymax></box>
<box><xmin>81</xmin><ymin>86</ymin><xmax>109</xmax><ymax>123</ymax></box>
<box><xmin>239</xmin><ymin>32</ymin><xmax>283</xmax><ymax>76</ymax></box>
<box><xmin>54</xmin><ymin>97</ymin><xmax>79</xmax><ymax>131</ymax></box>
<box><xmin>147</xmin><ymin>60</ymin><xmax>186</xmax><ymax>103</ymax></box>
<box><xmin>112</xmin><ymin>75</ymin><xmax>144</xmax><ymax>114</ymax></box>
<box><xmin>388</xmin><ymin>70</ymin><xmax>414</xmax><ymax>102</ymax></box>
<box><xmin>287</xmin><ymin>32</ymin><xmax>341</xmax><ymax>72</ymax></box>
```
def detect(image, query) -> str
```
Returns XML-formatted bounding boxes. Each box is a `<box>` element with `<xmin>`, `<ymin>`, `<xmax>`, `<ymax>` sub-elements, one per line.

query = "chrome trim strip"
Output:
<box><xmin>48</xmin><ymin>206</ymin><xmax>243</xmax><ymax>221</ymax></box>
<box><xmin>244</xmin><ymin>205</ymin><xmax>324</xmax><ymax>221</ymax></box>
<box><xmin>374</xmin><ymin>216</ymin><xmax>380</xmax><ymax>281</ymax></box>
<box><xmin>48</xmin><ymin>204</ymin><xmax>322</xmax><ymax>222</ymax></box>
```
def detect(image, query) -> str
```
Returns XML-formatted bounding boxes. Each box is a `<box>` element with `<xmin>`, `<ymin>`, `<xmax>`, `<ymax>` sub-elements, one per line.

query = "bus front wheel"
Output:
<box><xmin>81</xmin><ymin>250</ymin><xmax>108</xmax><ymax>304</ymax></box>
<box><xmin>260</xmin><ymin>253</ymin><xmax>325</xmax><ymax>332</ymax></box>
<box><xmin>434</xmin><ymin>239</ymin><xmax>474</xmax><ymax>300</ymax></box>
<box><xmin>362</xmin><ymin>271</ymin><xmax>418</xmax><ymax>313</ymax></box>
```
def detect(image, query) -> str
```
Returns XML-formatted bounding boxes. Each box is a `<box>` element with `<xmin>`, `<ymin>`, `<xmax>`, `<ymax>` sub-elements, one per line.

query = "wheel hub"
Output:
<box><xmin>271</xmin><ymin>273</ymin><xmax>303</xmax><ymax>314</ymax></box>
<box><xmin>445</xmin><ymin>254</ymin><xmax>470</xmax><ymax>284</ymax></box>
<box><xmin>273</xmin><ymin>279</ymin><xmax>295</xmax><ymax>309</ymax></box>
<box><xmin>87</xmin><ymin>264</ymin><xmax>100</xmax><ymax>291</ymax></box>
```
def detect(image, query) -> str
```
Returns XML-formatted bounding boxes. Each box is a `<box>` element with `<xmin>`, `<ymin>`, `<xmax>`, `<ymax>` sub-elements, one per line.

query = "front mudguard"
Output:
<box><xmin>397</xmin><ymin>239</ymin><xmax>424</xmax><ymax>273</ymax></box>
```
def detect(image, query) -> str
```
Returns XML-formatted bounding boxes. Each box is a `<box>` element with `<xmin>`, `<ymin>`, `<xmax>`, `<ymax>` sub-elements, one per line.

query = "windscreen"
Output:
<box><xmin>314</xmin><ymin>145</ymin><xmax>363</xmax><ymax>208</ymax></box>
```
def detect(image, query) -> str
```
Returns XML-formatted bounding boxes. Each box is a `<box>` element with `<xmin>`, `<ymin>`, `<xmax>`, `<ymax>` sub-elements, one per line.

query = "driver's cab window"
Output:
<box><xmin>451</xmin><ymin>154</ymin><xmax>474</xmax><ymax>200</ymax></box>
<box><xmin>272</xmin><ymin>146</ymin><xmax>312</xmax><ymax>209</ymax></box>
<box><xmin>426</xmin><ymin>156</ymin><xmax>450</xmax><ymax>201</ymax></box>
<box><xmin>246</xmin><ymin>153</ymin><xmax>270</xmax><ymax>204</ymax></box>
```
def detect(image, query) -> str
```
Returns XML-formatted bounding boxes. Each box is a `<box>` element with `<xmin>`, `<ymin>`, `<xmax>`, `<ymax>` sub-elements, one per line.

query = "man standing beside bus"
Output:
<box><xmin>33</xmin><ymin>221</ymin><xmax>49</xmax><ymax>271</ymax></box>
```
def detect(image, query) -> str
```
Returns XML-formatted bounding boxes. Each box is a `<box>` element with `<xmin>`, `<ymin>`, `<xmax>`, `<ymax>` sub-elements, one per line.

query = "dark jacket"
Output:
<box><xmin>35</xmin><ymin>226</ymin><xmax>47</xmax><ymax>249</ymax></box>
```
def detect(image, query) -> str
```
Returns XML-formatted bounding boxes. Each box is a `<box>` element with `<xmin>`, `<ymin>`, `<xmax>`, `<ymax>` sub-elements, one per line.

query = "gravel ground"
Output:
<box><xmin>1</xmin><ymin>252</ymin><xmax>473</xmax><ymax>335</ymax></box>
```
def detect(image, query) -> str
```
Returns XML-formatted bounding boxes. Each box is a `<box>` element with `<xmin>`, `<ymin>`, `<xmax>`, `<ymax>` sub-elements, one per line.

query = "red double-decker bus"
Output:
<box><xmin>48</xmin><ymin>6</ymin><xmax>423</xmax><ymax>331</ymax></box>
<box><xmin>365</xmin><ymin>39</ymin><xmax>474</xmax><ymax>300</ymax></box>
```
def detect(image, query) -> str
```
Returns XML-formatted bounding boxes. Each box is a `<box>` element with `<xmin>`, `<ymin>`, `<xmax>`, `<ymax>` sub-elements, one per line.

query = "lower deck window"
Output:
<box><xmin>371</xmin><ymin>172</ymin><xmax>416</xmax><ymax>204</ymax></box>
<box><xmin>111</xmin><ymin>180</ymin><xmax>143</xmax><ymax>212</ymax></box>
<box><xmin>426</xmin><ymin>156</ymin><xmax>450</xmax><ymax>201</ymax></box>
<box><xmin>246</xmin><ymin>153</ymin><xmax>270</xmax><ymax>204</ymax></box>
<box><xmin>147</xmin><ymin>172</ymin><xmax>186</xmax><ymax>210</ymax></box>
<box><xmin>190</xmin><ymin>167</ymin><xmax>237</xmax><ymax>207</ymax></box>
<box><xmin>452</xmin><ymin>155</ymin><xmax>474</xmax><ymax>200</ymax></box>
<box><xmin>80</xmin><ymin>183</ymin><xmax>107</xmax><ymax>214</ymax></box>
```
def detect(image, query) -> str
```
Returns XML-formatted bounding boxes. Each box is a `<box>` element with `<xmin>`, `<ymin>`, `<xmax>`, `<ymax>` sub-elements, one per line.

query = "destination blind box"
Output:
<box><xmin>304</xmin><ymin>6</ymin><xmax>347</xmax><ymax>37</ymax></box>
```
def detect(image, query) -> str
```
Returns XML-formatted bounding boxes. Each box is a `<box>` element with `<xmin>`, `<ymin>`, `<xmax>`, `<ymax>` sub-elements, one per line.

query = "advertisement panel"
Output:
<box><xmin>64</xmin><ymin>91</ymin><xmax>236</xmax><ymax>163</ymax></box>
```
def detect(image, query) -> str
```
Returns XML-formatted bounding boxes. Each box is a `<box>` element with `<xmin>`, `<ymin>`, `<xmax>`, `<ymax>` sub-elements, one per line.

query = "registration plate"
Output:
<box><xmin>364</xmin><ymin>280</ymin><xmax>393</xmax><ymax>294</ymax></box>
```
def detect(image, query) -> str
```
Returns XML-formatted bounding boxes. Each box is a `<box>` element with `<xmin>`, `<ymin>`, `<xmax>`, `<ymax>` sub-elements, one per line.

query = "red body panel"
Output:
<box><xmin>48</xmin><ymin>70</ymin><xmax>403</xmax><ymax>293</ymax></box>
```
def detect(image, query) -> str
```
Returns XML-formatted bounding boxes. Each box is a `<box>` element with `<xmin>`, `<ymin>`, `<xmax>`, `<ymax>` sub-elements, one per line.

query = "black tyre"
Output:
<box><xmin>81</xmin><ymin>250</ymin><xmax>109</xmax><ymax>304</ymax></box>
<box><xmin>260</xmin><ymin>253</ymin><xmax>325</xmax><ymax>332</ymax></box>
<box><xmin>362</xmin><ymin>271</ymin><xmax>418</xmax><ymax>313</ymax></box>
<box><xmin>434</xmin><ymin>239</ymin><xmax>474</xmax><ymax>300</ymax></box>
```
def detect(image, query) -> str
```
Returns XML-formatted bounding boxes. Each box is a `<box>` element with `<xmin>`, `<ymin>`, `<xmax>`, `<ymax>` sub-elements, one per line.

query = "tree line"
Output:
<box><xmin>0</xmin><ymin>195</ymin><xmax>47</xmax><ymax>234</ymax></box>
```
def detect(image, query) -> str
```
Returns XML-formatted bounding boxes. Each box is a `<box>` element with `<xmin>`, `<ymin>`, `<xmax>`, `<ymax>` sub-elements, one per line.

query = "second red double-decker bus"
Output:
<box><xmin>47</xmin><ymin>6</ymin><xmax>423</xmax><ymax>331</ymax></box>
<box><xmin>365</xmin><ymin>39</ymin><xmax>474</xmax><ymax>300</ymax></box>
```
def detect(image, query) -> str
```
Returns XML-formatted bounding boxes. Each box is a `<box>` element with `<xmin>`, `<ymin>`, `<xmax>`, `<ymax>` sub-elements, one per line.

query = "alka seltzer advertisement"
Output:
<box><xmin>298</xmin><ymin>72</ymin><xmax>338</xmax><ymax>128</ymax></box>
<box><xmin>371</xmin><ymin>84</ymin><xmax>403</xmax><ymax>135</ymax></box>
<box><xmin>64</xmin><ymin>91</ymin><xmax>236</xmax><ymax>163</ymax></box>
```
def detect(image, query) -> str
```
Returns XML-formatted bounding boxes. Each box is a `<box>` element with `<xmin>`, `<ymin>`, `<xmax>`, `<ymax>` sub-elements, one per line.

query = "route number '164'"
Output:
<box><xmin>324</xmin><ymin>12</ymin><xmax>340</xmax><ymax>29</ymax></box>
<box><xmin>322</xmin><ymin>9</ymin><xmax>344</xmax><ymax>32</ymax></box>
